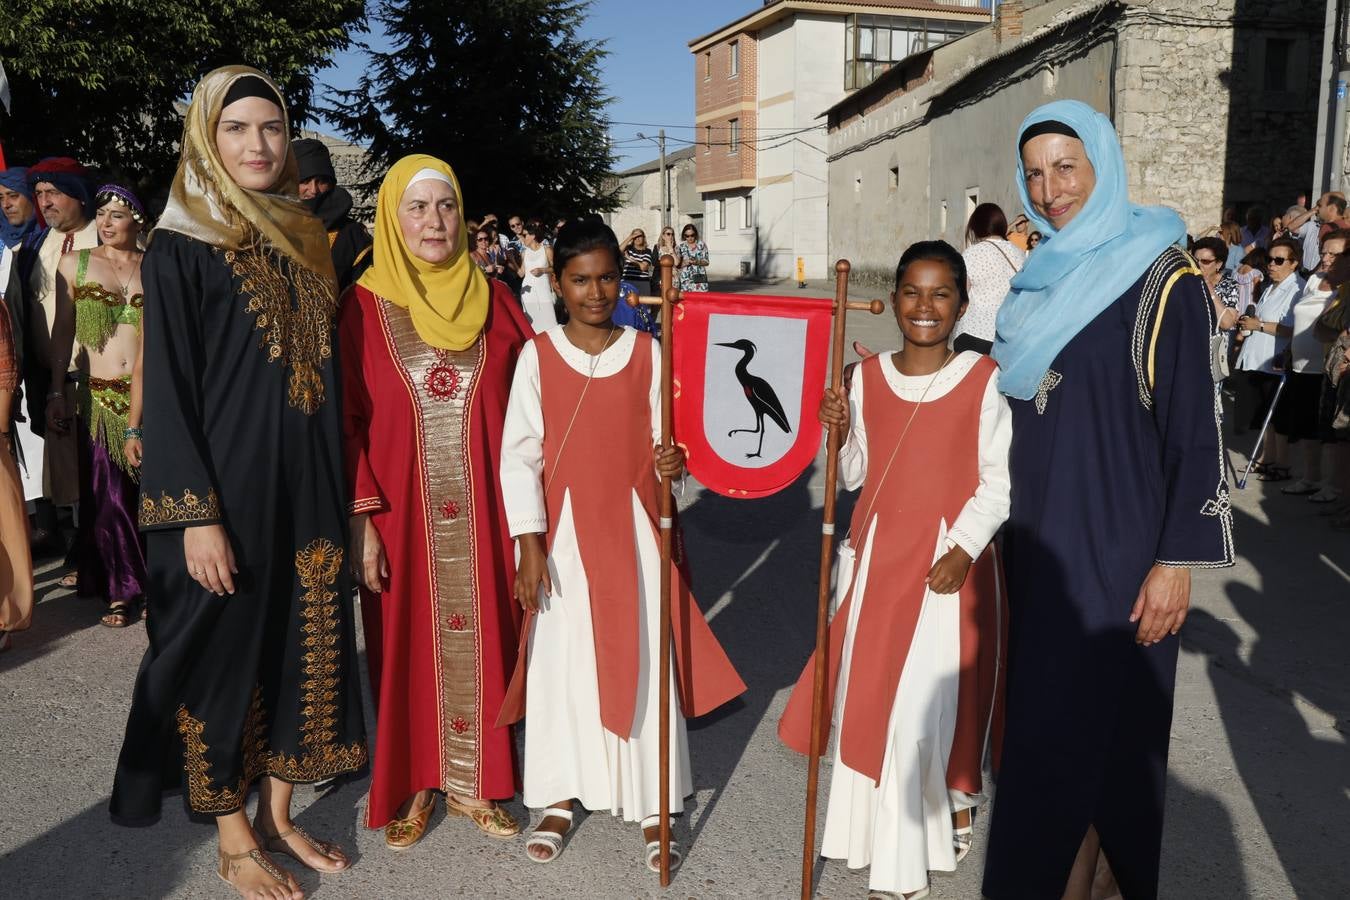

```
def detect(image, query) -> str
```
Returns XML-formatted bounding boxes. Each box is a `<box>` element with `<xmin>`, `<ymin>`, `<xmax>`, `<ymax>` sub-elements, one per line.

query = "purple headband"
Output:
<box><xmin>95</xmin><ymin>183</ymin><xmax>147</xmax><ymax>224</ymax></box>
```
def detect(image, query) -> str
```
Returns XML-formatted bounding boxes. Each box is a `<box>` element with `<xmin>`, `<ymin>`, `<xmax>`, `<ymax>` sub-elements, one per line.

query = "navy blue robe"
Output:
<box><xmin>983</xmin><ymin>247</ymin><xmax>1234</xmax><ymax>899</ymax></box>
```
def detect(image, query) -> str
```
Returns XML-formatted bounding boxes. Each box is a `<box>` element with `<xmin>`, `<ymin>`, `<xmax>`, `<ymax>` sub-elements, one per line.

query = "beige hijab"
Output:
<box><xmin>154</xmin><ymin>65</ymin><xmax>335</xmax><ymax>280</ymax></box>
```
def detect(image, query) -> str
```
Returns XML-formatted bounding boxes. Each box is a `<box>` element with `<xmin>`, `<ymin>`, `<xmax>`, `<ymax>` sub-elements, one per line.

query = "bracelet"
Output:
<box><xmin>123</xmin><ymin>427</ymin><xmax>143</xmax><ymax>439</ymax></box>
<box><xmin>46</xmin><ymin>391</ymin><xmax>64</xmax><ymax>400</ymax></box>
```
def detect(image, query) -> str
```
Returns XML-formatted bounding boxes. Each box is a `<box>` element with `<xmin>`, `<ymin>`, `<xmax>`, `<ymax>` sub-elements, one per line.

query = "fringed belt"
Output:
<box><xmin>83</xmin><ymin>374</ymin><xmax>137</xmax><ymax>480</ymax></box>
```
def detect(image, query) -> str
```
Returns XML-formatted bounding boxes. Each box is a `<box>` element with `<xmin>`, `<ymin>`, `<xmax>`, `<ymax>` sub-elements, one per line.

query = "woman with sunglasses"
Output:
<box><xmin>654</xmin><ymin>227</ymin><xmax>679</xmax><ymax>293</ymax></box>
<box><xmin>675</xmin><ymin>224</ymin><xmax>710</xmax><ymax>293</ymax></box>
<box><xmin>1192</xmin><ymin>236</ymin><xmax>1239</xmax><ymax>332</ymax></box>
<box><xmin>1235</xmin><ymin>236</ymin><xmax>1304</xmax><ymax>480</ymax></box>
<box><xmin>471</xmin><ymin>228</ymin><xmax>508</xmax><ymax>280</ymax></box>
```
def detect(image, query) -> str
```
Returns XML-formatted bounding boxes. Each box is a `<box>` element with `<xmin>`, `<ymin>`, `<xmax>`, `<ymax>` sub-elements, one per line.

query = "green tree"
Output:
<box><xmin>325</xmin><ymin>0</ymin><xmax>618</xmax><ymax>219</ymax></box>
<box><xmin>0</xmin><ymin>1</ymin><xmax>365</xmax><ymax>198</ymax></box>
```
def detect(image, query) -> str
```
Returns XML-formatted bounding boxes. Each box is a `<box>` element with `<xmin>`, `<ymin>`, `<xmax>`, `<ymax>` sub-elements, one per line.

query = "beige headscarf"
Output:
<box><xmin>154</xmin><ymin>64</ymin><xmax>335</xmax><ymax>280</ymax></box>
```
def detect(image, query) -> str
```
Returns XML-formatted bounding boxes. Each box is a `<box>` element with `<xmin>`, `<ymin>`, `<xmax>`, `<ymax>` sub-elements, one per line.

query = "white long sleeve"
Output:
<box><xmin>947</xmin><ymin>369</ymin><xmax>1012</xmax><ymax>559</ymax></box>
<box><xmin>837</xmin><ymin>369</ymin><xmax>868</xmax><ymax>491</ymax></box>
<box><xmin>649</xmin><ymin>338</ymin><xmax>662</xmax><ymax>446</ymax></box>
<box><xmin>500</xmin><ymin>340</ymin><xmax>549</xmax><ymax>537</ymax></box>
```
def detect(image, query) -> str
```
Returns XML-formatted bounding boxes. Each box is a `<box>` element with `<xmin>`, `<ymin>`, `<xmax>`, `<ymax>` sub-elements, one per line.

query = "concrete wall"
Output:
<box><xmin>826</xmin><ymin>85</ymin><xmax>934</xmax><ymax>288</ymax></box>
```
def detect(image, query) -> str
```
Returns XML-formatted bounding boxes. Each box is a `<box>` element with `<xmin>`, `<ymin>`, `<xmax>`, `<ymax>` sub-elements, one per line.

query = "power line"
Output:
<box><xmin>608</xmin><ymin>119</ymin><xmax>826</xmax><ymax>135</ymax></box>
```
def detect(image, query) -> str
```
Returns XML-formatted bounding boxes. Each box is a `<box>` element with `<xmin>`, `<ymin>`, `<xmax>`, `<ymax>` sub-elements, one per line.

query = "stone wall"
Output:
<box><xmin>1113</xmin><ymin>0</ymin><xmax>1324</xmax><ymax>233</ymax></box>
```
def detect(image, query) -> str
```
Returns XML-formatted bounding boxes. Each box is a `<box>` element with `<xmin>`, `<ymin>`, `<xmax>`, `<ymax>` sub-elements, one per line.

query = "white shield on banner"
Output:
<box><xmin>702</xmin><ymin>313</ymin><xmax>805</xmax><ymax>469</ymax></box>
<box><xmin>673</xmin><ymin>292</ymin><xmax>833</xmax><ymax>499</ymax></box>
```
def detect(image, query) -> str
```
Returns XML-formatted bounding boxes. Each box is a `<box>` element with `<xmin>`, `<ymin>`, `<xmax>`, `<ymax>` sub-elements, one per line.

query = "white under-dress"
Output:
<box><xmin>821</xmin><ymin>351</ymin><xmax>1011</xmax><ymax>895</ymax></box>
<box><xmin>500</xmin><ymin>327</ymin><xmax>692</xmax><ymax>821</ymax></box>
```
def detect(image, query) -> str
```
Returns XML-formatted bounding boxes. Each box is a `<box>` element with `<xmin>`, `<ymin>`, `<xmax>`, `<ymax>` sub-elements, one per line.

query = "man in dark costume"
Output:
<box><xmin>292</xmin><ymin>137</ymin><xmax>372</xmax><ymax>293</ymax></box>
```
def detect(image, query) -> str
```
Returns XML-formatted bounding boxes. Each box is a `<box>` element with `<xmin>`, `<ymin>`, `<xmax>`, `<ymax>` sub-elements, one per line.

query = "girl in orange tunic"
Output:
<box><xmin>498</xmin><ymin>219</ymin><xmax>745</xmax><ymax>870</ymax></box>
<box><xmin>780</xmin><ymin>241</ymin><xmax>1011</xmax><ymax>899</ymax></box>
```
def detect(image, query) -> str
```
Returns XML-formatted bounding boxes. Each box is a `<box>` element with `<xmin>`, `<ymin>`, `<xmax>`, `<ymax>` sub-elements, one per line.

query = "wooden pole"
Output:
<box><xmin>800</xmin><ymin>260</ymin><xmax>854</xmax><ymax>900</ymax></box>
<box><xmin>657</xmin><ymin>257</ymin><xmax>677</xmax><ymax>885</ymax></box>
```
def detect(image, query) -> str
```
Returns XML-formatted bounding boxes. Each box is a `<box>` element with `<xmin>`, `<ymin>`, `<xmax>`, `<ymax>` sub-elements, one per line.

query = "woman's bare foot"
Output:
<box><xmin>253</xmin><ymin>811</ymin><xmax>348</xmax><ymax>873</ymax></box>
<box><xmin>218</xmin><ymin>844</ymin><xmax>303</xmax><ymax>900</ymax></box>
<box><xmin>217</xmin><ymin>810</ymin><xmax>302</xmax><ymax>900</ymax></box>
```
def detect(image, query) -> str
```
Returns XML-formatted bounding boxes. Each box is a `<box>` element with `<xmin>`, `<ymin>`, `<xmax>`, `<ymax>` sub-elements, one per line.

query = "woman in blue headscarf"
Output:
<box><xmin>982</xmin><ymin>101</ymin><xmax>1233</xmax><ymax>900</ymax></box>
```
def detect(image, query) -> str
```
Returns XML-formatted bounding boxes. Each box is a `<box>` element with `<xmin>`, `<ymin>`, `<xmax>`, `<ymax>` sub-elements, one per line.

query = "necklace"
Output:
<box><xmin>104</xmin><ymin>250</ymin><xmax>141</xmax><ymax>298</ymax></box>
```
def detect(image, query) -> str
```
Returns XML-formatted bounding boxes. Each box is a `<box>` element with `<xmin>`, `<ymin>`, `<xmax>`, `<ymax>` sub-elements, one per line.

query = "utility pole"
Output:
<box><xmin>1314</xmin><ymin>0</ymin><xmax>1350</xmax><ymax>193</ymax></box>
<box><xmin>658</xmin><ymin>128</ymin><xmax>669</xmax><ymax>230</ymax></box>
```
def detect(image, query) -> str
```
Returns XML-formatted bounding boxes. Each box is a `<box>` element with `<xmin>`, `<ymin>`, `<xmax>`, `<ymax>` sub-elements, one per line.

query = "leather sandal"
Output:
<box><xmin>101</xmin><ymin>601</ymin><xmax>135</xmax><ymax>628</ymax></box>
<box><xmin>385</xmin><ymin>793</ymin><xmax>437</xmax><ymax>850</ymax></box>
<box><xmin>525</xmin><ymin>806</ymin><xmax>574</xmax><ymax>863</ymax></box>
<box><xmin>217</xmin><ymin>845</ymin><xmax>295</xmax><ymax>894</ymax></box>
<box><xmin>641</xmin><ymin>814</ymin><xmax>682</xmax><ymax>873</ymax></box>
<box><xmin>259</xmin><ymin>822</ymin><xmax>348</xmax><ymax>871</ymax></box>
<box><xmin>445</xmin><ymin>795</ymin><xmax>520</xmax><ymax>839</ymax></box>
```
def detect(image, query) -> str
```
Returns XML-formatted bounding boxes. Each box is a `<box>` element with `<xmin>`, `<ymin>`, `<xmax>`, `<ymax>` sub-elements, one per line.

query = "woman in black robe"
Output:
<box><xmin>983</xmin><ymin>101</ymin><xmax>1233</xmax><ymax>899</ymax></box>
<box><xmin>110</xmin><ymin>66</ymin><xmax>366</xmax><ymax>900</ymax></box>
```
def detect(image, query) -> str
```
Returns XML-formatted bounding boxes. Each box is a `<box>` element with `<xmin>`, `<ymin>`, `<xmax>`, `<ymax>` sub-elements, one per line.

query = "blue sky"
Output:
<box><xmin>318</xmin><ymin>0</ymin><xmax>762</xmax><ymax>170</ymax></box>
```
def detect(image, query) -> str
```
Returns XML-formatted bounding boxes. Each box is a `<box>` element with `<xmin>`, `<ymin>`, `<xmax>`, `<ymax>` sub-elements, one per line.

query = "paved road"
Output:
<box><xmin>1</xmin><ymin>280</ymin><xmax>1346</xmax><ymax>898</ymax></box>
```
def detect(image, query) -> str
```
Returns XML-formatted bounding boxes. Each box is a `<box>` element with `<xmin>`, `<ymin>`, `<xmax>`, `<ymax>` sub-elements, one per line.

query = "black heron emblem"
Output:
<box><xmin>716</xmin><ymin>339</ymin><xmax>791</xmax><ymax>458</ymax></box>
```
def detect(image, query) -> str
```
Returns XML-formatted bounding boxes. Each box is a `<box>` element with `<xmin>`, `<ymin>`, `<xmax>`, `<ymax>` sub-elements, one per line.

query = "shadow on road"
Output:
<box><xmin>677</xmin><ymin>462</ymin><xmax>846</xmax><ymax>867</ymax></box>
<box><xmin>1181</xmin><ymin>499</ymin><xmax>1350</xmax><ymax>899</ymax></box>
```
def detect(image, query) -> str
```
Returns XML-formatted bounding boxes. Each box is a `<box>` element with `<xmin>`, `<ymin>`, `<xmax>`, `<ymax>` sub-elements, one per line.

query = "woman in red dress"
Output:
<box><xmin>340</xmin><ymin>154</ymin><xmax>532</xmax><ymax>848</ymax></box>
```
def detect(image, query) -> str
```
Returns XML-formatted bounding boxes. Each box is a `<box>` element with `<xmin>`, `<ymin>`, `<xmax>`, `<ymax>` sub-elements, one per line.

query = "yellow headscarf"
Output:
<box><xmin>357</xmin><ymin>154</ymin><xmax>489</xmax><ymax>351</ymax></box>
<box><xmin>154</xmin><ymin>64</ymin><xmax>335</xmax><ymax>281</ymax></box>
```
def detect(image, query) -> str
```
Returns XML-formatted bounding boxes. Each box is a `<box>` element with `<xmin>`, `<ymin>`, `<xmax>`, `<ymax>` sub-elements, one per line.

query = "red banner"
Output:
<box><xmin>673</xmin><ymin>292</ymin><xmax>834</xmax><ymax>499</ymax></box>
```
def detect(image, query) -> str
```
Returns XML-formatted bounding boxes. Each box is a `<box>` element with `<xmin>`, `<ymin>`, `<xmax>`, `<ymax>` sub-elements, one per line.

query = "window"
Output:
<box><xmin>843</xmin><ymin>14</ymin><xmax>980</xmax><ymax>90</ymax></box>
<box><xmin>966</xmin><ymin>189</ymin><xmax>979</xmax><ymax>223</ymax></box>
<box><xmin>728</xmin><ymin>118</ymin><xmax>740</xmax><ymax>155</ymax></box>
<box><xmin>704</xmin><ymin>51</ymin><xmax>711</xmax><ymax>80</ymax></box>
<box><xmin>716</xmin><ymin>198</ymin><xmax>727</xmax><ymax>231</ymax></box>
<box><xmin>730</xmin><ymin>40</ymin><xmax>740</xmax><ymax>77</ymax></box>
<box><xmin>704</xmin><ymin>125</ymin><xmax>711</xmax><ymax>155</ymax></box>
<box><xmin>889</xmin><ymin>165</ymin><xmax>899</xmax><ymax>191</ymax></box>
<box><xmin>741</xmin><ymin>194</ymin><xmax>753</xmax><ymax>229</ymax></box>
<box><xmin>1264</xmin><ymin>38</ymin><xmax>1292</xmax><ymax>91</ymax></box>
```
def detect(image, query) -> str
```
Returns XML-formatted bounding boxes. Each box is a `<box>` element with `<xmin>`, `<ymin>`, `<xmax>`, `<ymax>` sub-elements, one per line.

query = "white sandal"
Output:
<box><xmin>640</xmin><ymin>814</ymin><xmax>682</xmax><ymax>873</ymax></box>
<box><xmin>953</xmin><ymin>819</ymin><xmax>974</xmax><ymax>862</ymax></box>
<box><xmin>525</xmin><ymin>806</ymin><xmax>574</xmax><ymax>864</ymax></box>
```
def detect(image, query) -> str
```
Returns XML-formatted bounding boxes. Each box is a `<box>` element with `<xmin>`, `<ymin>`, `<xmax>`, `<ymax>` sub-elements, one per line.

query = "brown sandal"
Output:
<box><xmin>259</xmin><ymin>822</ymin><xmax>348</xmax><ymax>871</ymax></box>
<box><xmin>217</xmin><ymin>845</ymin><xmax>295</xmax><ymax>893</ymax></box>
<box><xmin>385</xmin><ymin>793</ymin><xmax>437</xmax><ymax>850</ymax></box>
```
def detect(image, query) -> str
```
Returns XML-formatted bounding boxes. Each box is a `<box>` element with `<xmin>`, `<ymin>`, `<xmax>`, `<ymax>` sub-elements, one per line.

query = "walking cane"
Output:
<box><xmin>630</xmin><ymin>259</ymin><xmax>678</xmax><ymax>885</ymax></box>
<box><xmin>1238</xmin><ymin>372</ymin><xmax>1287</xmax><ymax>489</ymax></box>
<box><xmin>799</xmin><ymin>261</ymin><xmax>883</xmax><ymax>899</ymax></box>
